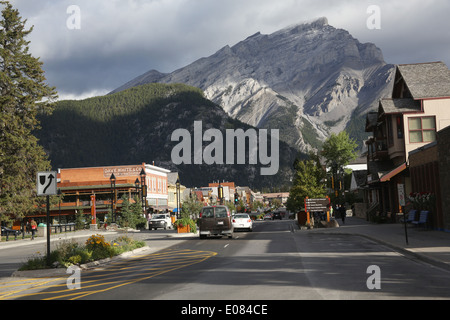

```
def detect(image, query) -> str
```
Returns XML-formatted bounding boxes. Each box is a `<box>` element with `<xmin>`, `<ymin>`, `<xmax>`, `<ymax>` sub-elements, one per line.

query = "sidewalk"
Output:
<box><xmin>0</xmin><ymin>228</ymin><xmax>118</xmax><ymax>251</ymax></box>
<box><xmin>0</xmin><ymin>227</ymin><xmax>195</xmax><ymax>251</ymax></box>
<box><xmin>308</xmin><ymin>216</ymin><xmax>450</xmax><ymax>272</ymax></box>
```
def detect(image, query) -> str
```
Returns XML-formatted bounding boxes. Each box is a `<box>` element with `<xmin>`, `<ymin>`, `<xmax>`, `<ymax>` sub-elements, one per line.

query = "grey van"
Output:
<box><xmin>198</xmin><ymin>205</ymin><xmax>234</xmax><ymax>239</ymax></box>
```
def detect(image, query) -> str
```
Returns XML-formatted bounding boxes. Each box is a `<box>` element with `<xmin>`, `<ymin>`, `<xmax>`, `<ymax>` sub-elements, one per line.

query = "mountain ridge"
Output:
<box><xmin>36</xmin><ymin>83</ymin><xmax>300</xmax><ymax>189</ymax></box>
<box><xmin>111</xmin><ymin>17</ymin><xmax>395</xmax><ymax>152</ymax></box>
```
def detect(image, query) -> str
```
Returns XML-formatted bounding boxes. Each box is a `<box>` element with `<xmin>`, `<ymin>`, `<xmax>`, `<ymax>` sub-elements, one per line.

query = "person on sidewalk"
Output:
<box><xmin>30</xmin><ymin>220</ymin><xmax>37</xmax><ymax>240</ymax></box>
<box><xmin>339</xmin><ymin>205</ymin><xmax>346</xmax><ymax>224</ymax></box>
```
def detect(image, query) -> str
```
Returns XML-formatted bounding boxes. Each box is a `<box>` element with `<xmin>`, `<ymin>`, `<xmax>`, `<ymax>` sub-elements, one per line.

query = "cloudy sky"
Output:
<box><xmin>7</xmin><ymin>0</ymin><xmax>450</xmax><ymax>100</ymax></box>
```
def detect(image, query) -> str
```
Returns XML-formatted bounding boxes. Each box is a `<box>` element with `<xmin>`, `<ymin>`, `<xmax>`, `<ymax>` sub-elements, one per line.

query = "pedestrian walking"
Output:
<box><xmin>30</xmin><ymin>219</ymin><xmax>37</xmax><ymax>240</ymax></box>
<box><xmin>338</xmin><ymin>204</ymin><xmax>347</xmax><ymax>224</ymax></box>
<box><xmin>340</xmin><ymin>205</ymin><xmax>346</xmax><ymax>224</ymax></box>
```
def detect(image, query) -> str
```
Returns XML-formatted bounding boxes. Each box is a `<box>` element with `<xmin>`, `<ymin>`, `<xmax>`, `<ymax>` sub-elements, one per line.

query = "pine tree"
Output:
<box><xmin>0</xmin><ymin>1</ymin><xmax>57</xmax><ymax>225</ymax></box>
<box><xmin>286</xmin><ymin>157</ymin><xmax>326</xmax><ymax>213</ymax></box>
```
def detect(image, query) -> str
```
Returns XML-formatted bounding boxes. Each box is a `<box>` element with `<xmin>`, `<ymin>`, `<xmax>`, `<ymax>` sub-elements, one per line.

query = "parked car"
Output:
<box><xmin>263</xmin><ymin>213</ymin><xmax>273</xmax><ymax>220</ymax></box>
<box><xmin>272</xmin><ymin>212</ymin><xmax>282</xmax><ymax>220</ymax></box>
<box><xmin>149</xmin><ymin>213</ymin><xmax>173</xmax><ymax>230</ymax></box>
<box><xmin>232</xmin><ymin>214</ymin><xmax>253</xmax><ymax>232</ymax></box>
<box><xmin>198</xmin><ymin>205</ymin><xmax>234</xmax><ymax>239</ymax></box>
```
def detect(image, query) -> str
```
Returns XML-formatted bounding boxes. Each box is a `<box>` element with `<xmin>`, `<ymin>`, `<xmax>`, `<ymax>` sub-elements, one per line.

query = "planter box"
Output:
<box><xmin>177</xmin><ymin>225</ymin><xmax>190</xmax><ymax>233</ymax></box>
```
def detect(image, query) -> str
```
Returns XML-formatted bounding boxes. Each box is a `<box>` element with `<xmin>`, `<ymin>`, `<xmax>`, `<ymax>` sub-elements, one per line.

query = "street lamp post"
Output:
<box><xmin>58</xmin><ymin>188</ymin><xmax>62</xmax><ymax>232</ymax></box>
<box><xmin>218</xmin><ymin>183</ymin><xmax>224</xmax><ymax>205</ymax></box>
<box><xmin>135</xmin><ymin>178</ymin><xmax>140</xmax><ymax>202</ymax></box>
<box><xmin>140</xmin><ymin>169</ymin><xmax>147</xmax><ymax>214</ymax></box>
<box><xmin>176</xmin><ymin>178</ymin><xmax>180</xmax><ymax>219</ymax></box>
<box><xmin>110</xmin><ymin>173</ymin><xmax>116</xmax><ymax>223</ymax></box>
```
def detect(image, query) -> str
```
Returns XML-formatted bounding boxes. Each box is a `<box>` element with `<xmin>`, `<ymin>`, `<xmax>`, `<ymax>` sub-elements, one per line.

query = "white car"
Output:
<box><xmin>232</xmin><ymin>213</ymin><xmax>253</xmax><ymax>232</ymax></box>
<box><xmin>149</xmin><ymin>213</ymin><xmax>173</xmax><ymax>230</ymax></box>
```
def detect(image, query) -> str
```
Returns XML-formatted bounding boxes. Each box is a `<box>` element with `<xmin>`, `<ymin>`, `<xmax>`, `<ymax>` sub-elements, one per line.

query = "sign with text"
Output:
<box><xmin>103</xmin><ymin>166</ymin><xmax>143</xmax><ymax>178</ymax></box>
<box><xmin>305</xmin><ymin>198</ymin><xmax>330</xmax><ymax>212</ymax></box>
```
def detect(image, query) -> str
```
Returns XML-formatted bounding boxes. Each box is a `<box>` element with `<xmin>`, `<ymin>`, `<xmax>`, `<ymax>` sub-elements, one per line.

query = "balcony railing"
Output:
<box><xmin>368</xmin><ymin>138</ymin><xmax>389</xmax><ymax>161</ymax></box>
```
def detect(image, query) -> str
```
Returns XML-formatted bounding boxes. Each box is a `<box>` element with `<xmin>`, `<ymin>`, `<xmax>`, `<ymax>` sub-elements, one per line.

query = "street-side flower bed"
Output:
<box><xmin>19</xmin><ymin>234</ymin><xmax>145</xmax><ymax>271</ymax></box>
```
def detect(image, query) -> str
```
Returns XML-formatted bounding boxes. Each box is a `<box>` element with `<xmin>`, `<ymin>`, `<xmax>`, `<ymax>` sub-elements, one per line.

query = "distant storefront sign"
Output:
<box><xmin>103</xmin><ymin>166</ymin><xmax>142</xmax><ymax>178</ymax></box>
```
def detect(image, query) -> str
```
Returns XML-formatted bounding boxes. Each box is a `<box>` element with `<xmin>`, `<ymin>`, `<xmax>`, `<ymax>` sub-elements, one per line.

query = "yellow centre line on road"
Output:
<box><xmin>1</xmin><ymin>249</ymin><xmax>217</xmax><ymax>300</ymax></box>
<box><xmin>0</xmin><ymin>277</ymin><xmax>66</xmax><ymax>300</ymax></box>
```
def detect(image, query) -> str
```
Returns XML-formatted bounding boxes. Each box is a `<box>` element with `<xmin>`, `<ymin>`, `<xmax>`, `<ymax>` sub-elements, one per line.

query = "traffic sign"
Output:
<box><xmin>37</xmin><ymin>171</ymin><xmax>58</xmax><ymax>196</ymax></box>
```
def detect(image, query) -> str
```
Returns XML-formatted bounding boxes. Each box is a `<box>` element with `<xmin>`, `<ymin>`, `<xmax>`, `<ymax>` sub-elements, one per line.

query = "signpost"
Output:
<box><xmin>305</xmin><ymin>197</ymin><xmax>331</xmax><ymax>225</ymax></box>
<box><xmin>398</xmin><ymin>184</ymin><xmax>409</xmax><ymax>245</ymax></box>
<box><xmin>37</xmin><ymin>171</ymin><xmax>58</xmax><ymax>265</ymax></box>
<box><xmin>91</xmin><ymin>194</ymin><xmax>97</xmax><ymax>229</ymax></box>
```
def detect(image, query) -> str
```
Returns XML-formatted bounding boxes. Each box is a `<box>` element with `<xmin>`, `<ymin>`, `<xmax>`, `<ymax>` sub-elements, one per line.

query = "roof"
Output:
<box><xmin>351</xmin><ymin>170</ymin><xmax>368</xmax><ymax>189</ymax></box>
<box><xmin>397</xmin><ymin>61</ymin><xmax>450</xmax><ymax>99</ymax></box>
<box><xmin>367</xmin><ymin>160</ymin><xmax>395</xmax><ymax>183</ymax></box>
<box><xmin>379</xmin><ymin>98</ymin><xmax>422</xmax><ymax>114</ymax></box>
<box><xmin>167</xmin><ymin>172</ymin><xmax>179</xmax><ymax>185</ymax></box>
<box><xmin>365</xmin><ymin>112</ymin><xmax>378</xmax><ymax>132</ymax></box>
<box><xmin>380</xmin><ymin>162</ymin><xmax>407</xmax><ymax>182</ymax></box>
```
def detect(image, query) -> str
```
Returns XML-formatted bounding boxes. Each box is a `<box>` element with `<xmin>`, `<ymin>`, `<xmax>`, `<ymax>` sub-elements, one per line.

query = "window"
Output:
<box><xmin>387</xmin><ymin>115</ymin><xmax>393</xmax><ymax>146</ymax></box>
<box><xmin>396</xmin><ymin>116</ymin><xmax>404</xmax><ymax>139</ymax></box>
<box><xmin>408</xmin><ymin>117</ymin><xmax>436</xmax><ymax>143</ymax></box>
<box><xmin>215</xmin><ymin>207</ymin><xmax>228</xmax><ymax>218</ymax></box>
<box><xmin>202</xmin><ymin>208</ymin><xmax>214</xmax><ymax>218</ymax></box>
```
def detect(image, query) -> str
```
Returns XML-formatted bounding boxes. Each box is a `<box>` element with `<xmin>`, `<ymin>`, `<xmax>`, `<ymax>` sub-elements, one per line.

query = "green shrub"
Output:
<box><xmin>68</xmin><ymin>255</ymin><xmax>82</xmax><ymax>265</ymax></box>
<box><xmin>19</xmin><ymin>254</ymin><xmax>47</xmax><ymax>271</ymax></box>
<box><xmin>19</xmin><ymin>234</ymin><xmax>146</xmax><ymax>271</ymax></box>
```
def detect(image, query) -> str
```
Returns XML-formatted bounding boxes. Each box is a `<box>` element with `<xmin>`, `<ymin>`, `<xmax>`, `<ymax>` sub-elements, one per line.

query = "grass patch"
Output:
<box><xmin>19</xmin><ymin>234</ymin><xmax>145</xmax><ymax>271</ymax></box>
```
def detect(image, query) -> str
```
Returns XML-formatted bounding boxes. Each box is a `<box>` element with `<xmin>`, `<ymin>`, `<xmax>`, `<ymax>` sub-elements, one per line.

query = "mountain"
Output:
<box><xmin>111</xmin><ymin>17</ymin><xmax>395</xmax><ymax>152</ymax></box>
<box><xmin>36</xmin><ymin>83</ymin><xmax>300</xmax><ymax>189</ymax></box>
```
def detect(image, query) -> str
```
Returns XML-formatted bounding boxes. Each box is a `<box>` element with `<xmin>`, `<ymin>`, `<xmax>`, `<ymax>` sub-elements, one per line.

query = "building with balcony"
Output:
<box><xmin>365</xmin><ymin>61</ymin><xmax>450</xmax><ymax>222</ymax></box>
<box><xmin>29</xmin><ymin>163</ymin><xmax>170</xmax><ymax>226</ymax></box>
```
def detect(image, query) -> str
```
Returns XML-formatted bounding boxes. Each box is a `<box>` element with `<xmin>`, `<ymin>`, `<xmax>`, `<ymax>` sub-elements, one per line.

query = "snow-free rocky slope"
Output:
<box><xmin>112</xmin><ymin>17</ymin><xmax>395</xmax><ymax>151</ymax></box>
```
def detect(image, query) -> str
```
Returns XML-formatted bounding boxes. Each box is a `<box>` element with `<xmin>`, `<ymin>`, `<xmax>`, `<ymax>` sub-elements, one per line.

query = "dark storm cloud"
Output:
<box><xmin>7</xmin><ymin>0</ymin><xmax>450</xmax><ymax>99</ymax></box>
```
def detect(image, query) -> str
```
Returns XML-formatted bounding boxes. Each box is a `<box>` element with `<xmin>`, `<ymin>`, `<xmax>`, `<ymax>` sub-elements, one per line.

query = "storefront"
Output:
<box><xmin>27</xmin><ymin>163</ymin><xmax>169</xmax><ymax>226</ymax></box>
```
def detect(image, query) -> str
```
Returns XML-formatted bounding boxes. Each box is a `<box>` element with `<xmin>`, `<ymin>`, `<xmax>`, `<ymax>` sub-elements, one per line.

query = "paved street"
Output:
<box><xmin>1</xmin><ymin>218</ymin><xmax>449</xmax><ymax>301</ymax></box>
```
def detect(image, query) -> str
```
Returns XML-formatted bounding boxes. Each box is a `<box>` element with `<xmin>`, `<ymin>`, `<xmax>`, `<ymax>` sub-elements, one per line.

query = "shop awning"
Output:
<box><xmin>380</xmin><ymin>163</ymin><xmax>407</xmax><ymax>182</ymax></box>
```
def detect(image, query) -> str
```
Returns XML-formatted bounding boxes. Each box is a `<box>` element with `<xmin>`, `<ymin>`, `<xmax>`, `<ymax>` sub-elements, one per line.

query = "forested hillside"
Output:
<box><xmin>35</xmin><ymin>83</ymin><xmax>301</xmax><ymax>189</ymax></box>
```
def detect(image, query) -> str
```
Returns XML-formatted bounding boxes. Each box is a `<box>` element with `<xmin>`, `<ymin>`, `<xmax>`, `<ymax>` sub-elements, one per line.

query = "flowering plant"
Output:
<box><xmin>408</xmin><ymin>192</ymin><xmax>435</xmax><ymax>211</ymax></box>
<box><xmin>85</xmin><ymin>234</ymin><xmax>111</xmax><ymax>251</ymax></box>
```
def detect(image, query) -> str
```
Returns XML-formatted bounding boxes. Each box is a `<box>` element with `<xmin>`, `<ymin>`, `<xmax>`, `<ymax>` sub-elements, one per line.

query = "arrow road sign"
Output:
<box><xmin>37</xmin><ymin>171</ymin><xmax>58</xmax><ymax>196</ymax></box>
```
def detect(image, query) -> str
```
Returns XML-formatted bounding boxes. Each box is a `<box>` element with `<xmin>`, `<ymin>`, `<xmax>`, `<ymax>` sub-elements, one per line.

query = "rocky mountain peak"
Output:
<box><xmin>275</xmin><ymin>16</ymin><xmax>329</xmax><ymax>34</ymax></box>
<box><xmin>111</xmin><ymin>18</ymin><xmax>394</xmax><ymax>152</ymax></box>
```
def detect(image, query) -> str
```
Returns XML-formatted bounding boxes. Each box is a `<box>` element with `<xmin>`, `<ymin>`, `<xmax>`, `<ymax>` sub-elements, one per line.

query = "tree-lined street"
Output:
<box><xmin>1</xmin><ymin>1</ymin><xmax>450</xmax><ymax>306</ymax></box>
<box><xmin>2</xmin><ymin>218</ymin><xmax>449</xmax><ymax>301</ymax></box>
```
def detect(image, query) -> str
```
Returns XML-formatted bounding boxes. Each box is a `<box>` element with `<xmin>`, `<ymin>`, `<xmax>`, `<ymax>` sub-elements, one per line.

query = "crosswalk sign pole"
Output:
<box><xmin>46</xmin><ymin>195</ymin><xmax>51</xmax><ymax>266</ymax></box>
<box><xmin>37</xmin><ymin>171</ymin><xmax>57</xmax><ymax>266</ymax></box>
